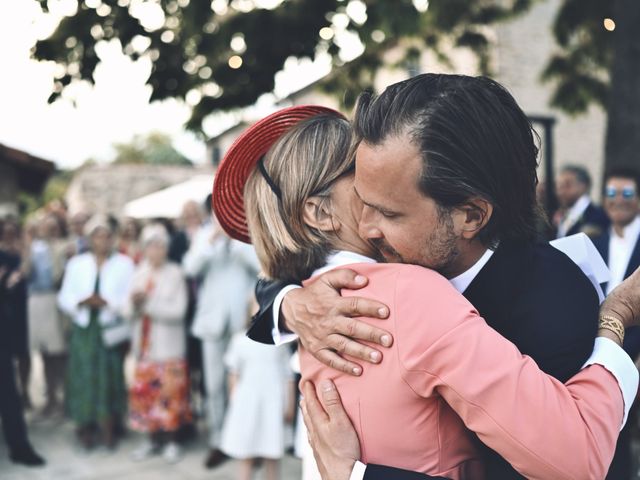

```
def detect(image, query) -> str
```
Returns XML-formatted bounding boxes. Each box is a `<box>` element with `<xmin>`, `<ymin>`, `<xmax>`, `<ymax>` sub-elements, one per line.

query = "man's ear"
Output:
<box><xmin>303</xmin><ymin>196</ymin><xmax>339</xmax><ymax>233</ymax></box>
<box><xmin>458</xmin><ymin>198</ymin><xmax>493</xmax><ymax>240</ymax></box>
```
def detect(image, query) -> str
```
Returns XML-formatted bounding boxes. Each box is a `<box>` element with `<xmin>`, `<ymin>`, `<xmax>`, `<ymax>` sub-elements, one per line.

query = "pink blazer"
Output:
<box><xmin>300</xmin><ymin>263</ymin><xmax>623</xmax><ymax>480</ymax></box>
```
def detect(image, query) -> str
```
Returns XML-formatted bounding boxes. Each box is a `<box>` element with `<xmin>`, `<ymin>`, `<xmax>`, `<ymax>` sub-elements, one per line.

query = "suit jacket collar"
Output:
<box><xmin>462</xmin><ymin>242</ymin><xmax>530</xmax><ymax>331</ymax></box>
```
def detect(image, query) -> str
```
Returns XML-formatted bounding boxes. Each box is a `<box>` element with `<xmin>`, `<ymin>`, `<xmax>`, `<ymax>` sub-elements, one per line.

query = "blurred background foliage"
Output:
<box><xmin>32</xmin><ymin>0</ymin><xmax>536</xmax><ymax>131</ymax></box>
<box><xmin>31</xmin><ymin>0</ymin><xmax>640</xmax><ymax>172</ymax></box>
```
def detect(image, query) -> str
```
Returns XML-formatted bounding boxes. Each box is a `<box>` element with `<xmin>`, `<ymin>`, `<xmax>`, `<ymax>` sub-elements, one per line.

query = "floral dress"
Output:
<box><xmin>128</xmin><ymin>278</ymin><xmax>192</xmax><ymax>433</ymax></box>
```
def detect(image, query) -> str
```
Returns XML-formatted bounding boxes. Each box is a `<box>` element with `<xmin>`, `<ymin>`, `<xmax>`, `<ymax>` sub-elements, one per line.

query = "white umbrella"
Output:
<box><xmin>124</xmin><ymin>174</ymin><xmax>213</xmax><ymax>219</ymax></box>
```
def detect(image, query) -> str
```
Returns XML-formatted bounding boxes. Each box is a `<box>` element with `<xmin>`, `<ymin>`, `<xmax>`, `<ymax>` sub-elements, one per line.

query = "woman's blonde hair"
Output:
<box><xmin>245</xmin><ymin>114</ymin><xmax>354</xmax><ymax>282</ymax></box>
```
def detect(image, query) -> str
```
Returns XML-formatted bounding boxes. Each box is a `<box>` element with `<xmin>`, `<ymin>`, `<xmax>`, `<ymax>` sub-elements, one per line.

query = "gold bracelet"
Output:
<box><xmin>598</xmin><ymin>315</ymin><xmax>625</xmax><ymax>345</ymax></box>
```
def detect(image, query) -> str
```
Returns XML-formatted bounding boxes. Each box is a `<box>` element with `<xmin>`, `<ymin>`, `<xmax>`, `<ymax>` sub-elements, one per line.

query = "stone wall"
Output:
<box><xmin>65</xmin><ymin>164</ymin><xmax>214</xmax><ymax>217</ymax></box>
<box><xmin>494</xmin><ymin>0</ymin><xmax>607</xmax><ymax>195</ymax></box>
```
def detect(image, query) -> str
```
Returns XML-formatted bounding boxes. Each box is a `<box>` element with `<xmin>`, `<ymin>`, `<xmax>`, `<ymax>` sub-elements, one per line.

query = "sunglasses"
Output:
<box><xmin>605</xmin><ymin>186</ymin><xmax>637</xmax><ymax>199</ymax></box>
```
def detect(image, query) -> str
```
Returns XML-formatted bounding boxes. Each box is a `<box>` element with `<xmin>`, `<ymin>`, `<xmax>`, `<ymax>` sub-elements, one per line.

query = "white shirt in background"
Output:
<box><xmin>607</xmin><ymin>215</ymin><xmax>640</xmax><ymax>294</ymax></box>
<box><xmin>557</xmin><ymin>194</ymin><xmax>591</xmax><ymax>237</ymax></box>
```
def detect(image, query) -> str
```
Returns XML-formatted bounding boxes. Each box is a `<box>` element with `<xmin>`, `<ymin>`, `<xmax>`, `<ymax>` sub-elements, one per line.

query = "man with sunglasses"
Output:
<box><xmin>593</xmin><ymin>167</ymin><xmax>640</xmax><ymax>480</ymax></box>
<box><xmin>555</xmin><ymin>165</ymin><xmax>610</xmax><ymax>239</ymax></box>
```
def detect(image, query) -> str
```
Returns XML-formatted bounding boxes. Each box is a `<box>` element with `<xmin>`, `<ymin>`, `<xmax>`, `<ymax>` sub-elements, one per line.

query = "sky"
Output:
<box><xmin>0</xmin><ymin>1</ymin><xmax>209</xmax><ymax>168</ymax></box>
<box><xmin>0</xmin><ymin>0</ymin><xmax>361</xmax><ymax>170</ymax></box>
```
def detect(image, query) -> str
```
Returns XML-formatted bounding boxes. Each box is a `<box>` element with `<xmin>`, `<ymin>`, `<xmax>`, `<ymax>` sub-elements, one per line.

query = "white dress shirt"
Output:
<box><xmin>269</xmin><ymin>250</ymin><xmax>638</xmax><ymax>480</ymax></box>
<box><xmin>557</xmin><ymin>194</ymin><xmax>591</xmax><ymax>237</ymax></box>
<box><xmin>607</xmin><ymin>216</ymin><xmax>640</xmax><ymax>294</ymax></box>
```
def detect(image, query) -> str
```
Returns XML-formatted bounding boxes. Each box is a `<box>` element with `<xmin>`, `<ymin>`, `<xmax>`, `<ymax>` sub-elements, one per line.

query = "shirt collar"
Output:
<box><xmin>313</xmin><ymin>248</ymin><xmax>493</xmax><ymax>294</ymax></box>
<box><xmin>312</xmin><ymin>250</ymin><xmax>377</xmax><ymax>277</ymax></box>
<box><xmin>449</xmin><ymin>248</ymin><xmax>495</xmax><ymax>293</ymax></box>
<box><xmin>567</xmin><ymin>194</ymin><xmax>591</xmax><ymax>221</ymax></box>
<box><xmin>612</xmin><ymin>215</ymin><xmax>640</xmax><ymax>241</ymax></box>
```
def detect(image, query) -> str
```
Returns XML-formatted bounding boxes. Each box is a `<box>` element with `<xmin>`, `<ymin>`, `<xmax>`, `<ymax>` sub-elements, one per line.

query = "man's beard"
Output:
<box><xmin>369</xmin><ymin>212</ymin><xmax>459</xmax><ymax>275</ymax></box>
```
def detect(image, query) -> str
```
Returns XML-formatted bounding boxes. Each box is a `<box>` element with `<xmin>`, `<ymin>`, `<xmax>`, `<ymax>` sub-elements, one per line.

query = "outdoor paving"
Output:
<box><xmin>0</xmin><ymin>355</ymin><xmax>302</xmax><ymax>479</ymax></box>
<box><xmin>0</xmin><ymin>415</ymin><xmax>302</xmax><ymax>480</ymax></box>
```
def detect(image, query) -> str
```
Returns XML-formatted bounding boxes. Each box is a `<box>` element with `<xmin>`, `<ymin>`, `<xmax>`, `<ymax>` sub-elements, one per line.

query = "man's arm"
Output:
<box><xmin>300</xmin><ymin>268</ymin><xmax>640</xmax><ymax>480</ymax></box>
<box><xmin>249</xmin><ymin>269</ymin><xmax>392</xmax><ymax>375</ymax></box>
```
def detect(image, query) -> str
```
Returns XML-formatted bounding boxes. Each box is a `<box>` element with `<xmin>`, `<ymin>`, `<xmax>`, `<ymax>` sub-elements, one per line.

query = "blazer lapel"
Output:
<box><xmin>624</xmin><ymin>233</ymin><xmax>640</xmax><ymax>278</ymax></box>
<box><xmin>462</xmin><ymin>242</ymin><xmax>525</xmax><ymax>337</ymax></box>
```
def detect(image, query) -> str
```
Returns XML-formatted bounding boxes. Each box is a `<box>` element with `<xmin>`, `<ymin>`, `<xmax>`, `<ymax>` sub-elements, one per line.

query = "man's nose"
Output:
<box><xmin>359</xmin><ymin>207</ymin><xmax>383</xmax><ymax>240</ymax></box>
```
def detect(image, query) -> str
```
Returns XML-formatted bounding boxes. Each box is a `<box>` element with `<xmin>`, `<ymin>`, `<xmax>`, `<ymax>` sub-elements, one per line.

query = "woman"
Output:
<box><xmin>212</xmin><ymin>105</ymin><xmax>632</xmax><ymax>479</ymax></box>
<box><xmin>58</xmin><ymin>214</ymin><xmax>134</xmax><ymax>449</ymax></box>
<box><xmin>118</xmin><ymin>217</ymin><xmax>143</xmax><ymax>264</ymax></box>
<box><xmin>125</xmin><ymin>224</ymin><xmax>191</xmax><ymax>464</ymax></box>
<box><xmin>24</xmin><ymin>214</ymin><xmax>68</xmax><ymax>416</ymax></box>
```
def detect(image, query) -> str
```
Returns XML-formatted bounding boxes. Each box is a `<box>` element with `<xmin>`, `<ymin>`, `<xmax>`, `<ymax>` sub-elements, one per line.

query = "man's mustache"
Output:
<box><xmin>369</xmin><ymin>238</ymin><xmax>399</xmax><ymax>263</ymax></box>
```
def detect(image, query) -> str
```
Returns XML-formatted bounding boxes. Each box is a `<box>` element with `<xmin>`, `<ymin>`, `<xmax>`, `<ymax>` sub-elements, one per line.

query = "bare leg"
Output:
<box><xmin>238</xmin><ymin>458</ymin><xmax>254</xmax><ymax>480</ymax></box>
<box><xmin>101</xmin><ymin>416</ymin><xmax>115</xmax><ymax>449</ymax></box>
<box><xmin>263</xmin><ymin>458</ymin><xmax>279</xmax><ymax>480</ymax></box>
<box><xmin>42</xmin><ymin>353</ymin><xmax>66</xmax><ymax>413</ymax></box>
<box><xmin>42</xmin><ymin>353</ymin><xmax>57</xmax><ymax>412</ymax></box>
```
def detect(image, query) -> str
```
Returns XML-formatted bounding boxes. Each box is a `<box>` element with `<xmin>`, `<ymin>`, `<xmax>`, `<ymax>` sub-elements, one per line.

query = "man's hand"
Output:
<box><xmin>6</xmin><ymin>270</ymin><xmax>22</xmax><ymax>289</ymax></box>
<box><xmin>601</xmin><ymin>266</ymin><xmax>640</xmax><ymax>328</ymax></box>
<box><xmin>301</xmin><ymin>380</ymin><xmax>361</xmax><ymax>480</ymax></box>
<box><xmin>282</xmin><ymin>269</ymin><xmax>392</xmax><ymax>376</ymax></box>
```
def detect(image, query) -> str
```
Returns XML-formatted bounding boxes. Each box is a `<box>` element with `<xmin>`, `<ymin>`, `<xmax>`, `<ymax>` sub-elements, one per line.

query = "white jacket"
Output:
<box><xmin>183</xmin><ymin>223</ymin><xmax>259</xmax><ymax>340</ymax></box>
<box><xmin>58</xmin><ymin>252</ymin><xmax>134</xmax><ymax>328</ymax></box>
<box><xmin>122</xmin><ymin>261</ymin><xmax>188</xmax><ymax>362</ymax></box>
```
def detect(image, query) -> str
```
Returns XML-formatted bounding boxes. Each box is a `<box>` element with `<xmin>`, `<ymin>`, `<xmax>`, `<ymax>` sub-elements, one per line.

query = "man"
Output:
<box><xmin>594</xmin><ymin>167</ymin><xmax>640</xmax><ymax>480</ymax></box>
<box><xmin>248</xmin><ymin>75</ymin><xmax>635</xmax><ymax>479</ymax></box>
<box><xmin>555</xmin><ymin>165</ymin><xmax>609</xmax><ymax>238</ymax></box>
<box><xmin>0</xmin><ymin>250</ymin><xmax>45</xmax><ymax>467</ymax></box>
<box><xmin>182</xmin><ymin>197</ymin><xmax>260</xmax><ymax>469</ymax></box>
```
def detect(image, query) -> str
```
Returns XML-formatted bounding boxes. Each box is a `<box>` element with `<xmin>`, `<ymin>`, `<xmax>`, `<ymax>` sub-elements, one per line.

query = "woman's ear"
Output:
<box><xmin>303</xmin><ymin>196</ymin><xmax>339</xmax><ymax>233</ymax></box>
<box><xmin>458</xmin><ymin>198</ymin><xmax>493</xmax><ymax>240</ymax></box>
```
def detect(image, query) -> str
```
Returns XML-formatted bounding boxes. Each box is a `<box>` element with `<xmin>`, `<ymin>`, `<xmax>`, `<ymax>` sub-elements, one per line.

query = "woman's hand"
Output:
<box><xmin>131</xmin><ymin>291</ymin><xmax>147</xmax><ymax>308</ymax></box>
<box><xmin>601</xmin><ymin>265</ymin><xmax>640</xmax><ymax>328</ymax></box>
<box><xmin>281</xmin><ymin>269</ymin><xmax>392</xmax><ymax>376</ymax></box>
<box><xmin>79</xmin><ymin>294</ymin><xmax>107</xmax><ymax>309</ymax></box>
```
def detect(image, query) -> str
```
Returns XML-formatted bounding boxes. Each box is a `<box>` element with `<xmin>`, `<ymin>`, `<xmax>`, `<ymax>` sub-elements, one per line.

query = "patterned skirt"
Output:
<box><xmin>128</xmin><ymin>359</ymin><xmax>192</xmax><ymax>433</ymax></box>
<box><xmin>66</xmin><ymin>313</ymin><xmax>127</xmax><ymax>425</ymax></box>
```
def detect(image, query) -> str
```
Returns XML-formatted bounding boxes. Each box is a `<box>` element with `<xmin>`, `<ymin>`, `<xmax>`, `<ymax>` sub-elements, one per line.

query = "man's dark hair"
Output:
<box><xmin>354</xmin><ymin>74</ymin><xmax>543</xmax><ymax>247</ymax></box>
<box><xmin>603</xmin><ymin>166</ymin><xmax>640</xmax><ymax>192</ymax></box>
<box><xmin>561</xmin><ymin>165</ymin><xmax>592</xmax><ymax>191</ymax></box>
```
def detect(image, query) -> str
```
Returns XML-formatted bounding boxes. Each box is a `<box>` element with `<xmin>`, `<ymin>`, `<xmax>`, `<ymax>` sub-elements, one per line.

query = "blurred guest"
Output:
<box><xmin>554</xmin><ymin>165</ymin><xmax>609</xmax><ymax>238</ymax></box>
<box><xmin>58</xmin><ymin>215</ymin><xmax>134</xmax><ymax>449</ymax></box>
<box><xmin>220</xmin><ymin>302</ymin><xmax>295</xmax><ymax>480</ymax></box>
<box><xmin>125</xmin><ymin>224</ymin><xmax>191</xmax><ymax>464</ymax></box>
<box><xmin>168</xmin><ymin>200</ymin><xmax>204</xmax><ymax>264</ymax></box>
<box><xmin>593</xmin><ymin>167</ymin><xmax>640</xmax><ymax>480</ymax></box>
<box><xmin>0</xmin><ymin>249</ymin><xmax>45</xmax><ymax>467</ymax></box>
<box><xmin>169</xmin><ymin>199</ymin><xmax>206</xmax><ymax>411</ymax></box>
<box><xmin>182</xmin><ymin>212</ymin><xmax>259</xmax><ymax>469</ymax></box>
<box><xmin>66</xmin><ymin>211</ymin><xmax>90</xmax><ymax>258</ymax></box>
<box><xmin>117</xmin><ymin>217</ymin><xmax>143</xmax><ymax>264</ymax></box>
<box><xmin>0</xmin><ymin>218</ymin><xmax>31</xmax><ymax>408</ymax></box>
<box><xmin>24</xmin><ymin>215</ymin><xmax>68</xmax><ymax>416</ymax></box>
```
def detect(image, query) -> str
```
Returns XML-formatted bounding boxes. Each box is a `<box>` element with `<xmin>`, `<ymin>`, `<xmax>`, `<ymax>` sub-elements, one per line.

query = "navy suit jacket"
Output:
<box><xmin>593</xmin><ymin>231</ymin><xmax>640</xmax><ymax>360</ymax></box>
<box><xmin>251</xmin><ymin>242</ymin><xmax>599</xmax><ymax>480</ymax></box>
<box><xmin>557</xmin><ymin>202</ymin><xmax>610</xmax><ymax>239</ymax></box>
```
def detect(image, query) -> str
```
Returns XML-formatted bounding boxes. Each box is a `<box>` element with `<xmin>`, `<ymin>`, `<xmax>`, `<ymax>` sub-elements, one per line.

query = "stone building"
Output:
<box><xmin>0</xmin><ymin>144</ymin><xmax>55</xmax><ymax>217</ymax></box>
<box><xmin>65</xmin><ymin>163</ymin><xmax>214</xmax><ymax>217</ymax></box>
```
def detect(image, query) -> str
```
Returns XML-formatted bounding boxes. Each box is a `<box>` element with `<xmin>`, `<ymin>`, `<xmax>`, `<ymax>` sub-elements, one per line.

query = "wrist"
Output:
<box><xmin>280</xmin><ymin>292</ymin><xmax>297</xmax><ymax>334</ymax></box>
<box><xmin>326</xmin><ymin>458</ymin><xmax>357</xmax><ymax>480</ymax></box>
<box><xmin>597</xmin><ymin>328</ymin><xmax>623</xmax><ymax>347</ymax></box>
<box><xmin>598</xmin><ymin>315</ymin><xmax>625</xmax><ymax>346</ymax></box>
